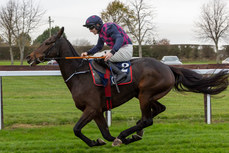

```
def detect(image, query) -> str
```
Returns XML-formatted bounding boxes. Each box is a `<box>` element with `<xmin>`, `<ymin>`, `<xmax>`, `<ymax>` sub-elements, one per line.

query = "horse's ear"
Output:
<box><xmin>56</xmin><ymin>27</ymin><xmax>64</xmax><ymax>39</ymax></box>
<box><xmin>46</xmin><ymin>27</ymin><xmax>64</xmax><ymax>45</ymax></box>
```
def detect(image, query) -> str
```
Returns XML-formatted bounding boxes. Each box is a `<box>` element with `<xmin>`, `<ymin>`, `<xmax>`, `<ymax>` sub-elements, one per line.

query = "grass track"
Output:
<box><xmin>0</xmin><ymin>123</ymin><xmax>229</xmax><ymax>153</ymax></box>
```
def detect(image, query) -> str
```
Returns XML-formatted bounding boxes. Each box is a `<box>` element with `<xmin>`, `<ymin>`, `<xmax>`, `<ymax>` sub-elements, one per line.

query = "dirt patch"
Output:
<box><xmin>9</xmin><ymin>124</ymin><xmax>43</xmax><ymax>129</ymax></box>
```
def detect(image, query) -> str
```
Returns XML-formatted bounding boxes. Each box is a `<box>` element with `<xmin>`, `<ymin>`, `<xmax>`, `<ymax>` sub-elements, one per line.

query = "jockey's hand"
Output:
<box><xmin>104</xmin><ymin>52</ymin><xmax>113</xmax><ymax>61</ymax></box>
<box><xmin>81</xmin><ymin>52</ymin><xmax>88</xmax><ymax>57</ymax></box>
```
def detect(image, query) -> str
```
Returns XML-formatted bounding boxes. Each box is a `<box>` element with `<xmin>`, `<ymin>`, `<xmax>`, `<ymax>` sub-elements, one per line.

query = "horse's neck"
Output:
<box><xmin>59</xmin><ymin>38</ymin><xmax>80</xmax><ymax>58</ymax></box>
<box><xmin>57</xmin><ymin>39</ymin><xmax>86</xmax><ymax>85</ymax></box>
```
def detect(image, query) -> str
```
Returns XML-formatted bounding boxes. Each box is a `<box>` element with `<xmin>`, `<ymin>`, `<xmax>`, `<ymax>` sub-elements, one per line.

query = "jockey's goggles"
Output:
<box><xmin>88</xmin><ymin>25</ymin><xmax>95</xmax><ymax>30</ymax></box>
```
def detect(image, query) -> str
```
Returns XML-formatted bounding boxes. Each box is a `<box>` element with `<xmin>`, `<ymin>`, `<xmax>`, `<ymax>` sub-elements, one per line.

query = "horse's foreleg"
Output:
<box><xmin>94</xmin><ymin>113</ymin><xmax>116</xmax><ymax>142</ymax></box>
<box><xmin>73</xmin><ymin>108</ymin><xmax>106</xmax><ymax>147</ymax></box>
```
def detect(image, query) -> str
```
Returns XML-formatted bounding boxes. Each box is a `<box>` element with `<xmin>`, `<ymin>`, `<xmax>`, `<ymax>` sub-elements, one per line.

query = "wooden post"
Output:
<box><xmin>0</xmin><ymin>77</ymin><xmax>3</xmax><ymax>129</ymax></box>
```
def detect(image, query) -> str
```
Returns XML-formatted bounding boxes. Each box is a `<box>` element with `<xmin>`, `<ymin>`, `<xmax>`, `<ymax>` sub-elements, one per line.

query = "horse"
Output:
<box><xmin>26</xmin><ymin>27</ymin><xmax>229</xmax><ymax>147</ymax></box>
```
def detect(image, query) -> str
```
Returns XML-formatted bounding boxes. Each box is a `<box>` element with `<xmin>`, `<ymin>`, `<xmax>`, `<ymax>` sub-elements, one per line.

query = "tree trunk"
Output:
<box><xmin>9</xmin><ymin>46</ymin><xmax>14</xmax><ymax>65</ymax></box>
<box><xmin>216</xmin><ymin>52</ymin><xmax>222</xmax><ymax>64</ymax></box>
<box><xmin>215</xmin><ymin>42</ymin><xmax>221</xmax><ymax>64</ymax></box>
<box><xmin>138</xmin><ymin>42</ymin><xmax>142</xmax><ymax>58</ymax></box>
<box><xmin>8</xmin><ymin>32</ymin><xmax>14</xmax><ymax>65</ymax></box>
<box><xmin>18</xmin><ymin>36</ymin><xmax>26</xmax><ymax>65</ymax></box>
<box><xmin>18</xmin><ymin>40</ymin><xmax>25</xmax><ymax>65</ymax></box>
<box><xmin>20</xmin><ymin>46</ymin><xmax>24</xmax><ymax>65</ymax></box>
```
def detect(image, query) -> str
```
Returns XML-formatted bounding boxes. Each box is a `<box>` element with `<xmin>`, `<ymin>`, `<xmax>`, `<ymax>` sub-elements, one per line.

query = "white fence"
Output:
<box><xmin>0</xmin><ymin>69</ymin><xmax>228</xmax><ymax>130</ymax></box>
<box><xmin>0</xmin><ymin>70</ymin><xmax>60</xmax><ymax>130</ymax></box>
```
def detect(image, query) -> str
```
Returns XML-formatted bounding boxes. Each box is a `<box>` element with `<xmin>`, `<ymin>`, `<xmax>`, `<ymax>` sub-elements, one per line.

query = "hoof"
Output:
<box><xmin>112</xmin><ymin>138</ymin><xmax>122</xmax><ymax>146</ymax></box>
<box><xmin>132</xmin><ymin>134</ymin><xmax>142</xmax><ymax>141</ymax></box>
<box><xmin>136</xmin><ymin>130</ymin><xmax>144</xmax><ymax>137</ymax></box>
<box><xmin>97</xmin><ymin>138</ymin><xmax>106</xmax><ymax>145</ymax></box>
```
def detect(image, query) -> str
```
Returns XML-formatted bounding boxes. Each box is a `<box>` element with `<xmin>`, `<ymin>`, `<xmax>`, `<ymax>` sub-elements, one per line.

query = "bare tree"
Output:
<box><xmin>195</xmin><ymin>0</ymin><xmax>229</xmax><ymax>63</ymax></box>
<box><xmin>0</xmin><ymin>0</ymin><xmax>16</xmax><ymax>65</ymax></box>
<box><xmin>12</xmin><ymin>0</ymin><xmax>45</xmax><ymax>65</ymax></box>
<box><xmin>125</xmin><ymin>0</ymin><xmax>155</xmax><ymax>57</ymax></box>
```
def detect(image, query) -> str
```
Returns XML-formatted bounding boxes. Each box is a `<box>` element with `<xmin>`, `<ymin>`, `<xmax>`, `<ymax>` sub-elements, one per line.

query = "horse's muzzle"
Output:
<box><xmin>26</xmin><ymin>55</ymin><xmax>39</xmax><ymax>66</ymax></box>
<box><xmin>26</xmin><ymin>55</ymin><xmax>33</xmax><ymax>66</ymax></box>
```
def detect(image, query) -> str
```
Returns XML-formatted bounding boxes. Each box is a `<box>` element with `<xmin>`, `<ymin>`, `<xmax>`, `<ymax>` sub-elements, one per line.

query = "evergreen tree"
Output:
<box><xmin>33</xmin><ymin>26</ymin><xmax>67</xmax><ymax>45</ymax></box>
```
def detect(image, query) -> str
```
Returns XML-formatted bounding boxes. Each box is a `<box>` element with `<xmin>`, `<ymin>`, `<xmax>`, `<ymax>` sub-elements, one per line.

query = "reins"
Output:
<box><xmin>65</xmin><ymin>69</ymin><xmax>91</xmax><ymax>82</ymax></box>
<box><xmin>62</xmin><ymin>56</ymin><xmax>105</xmax><ymax>82</ymax></box>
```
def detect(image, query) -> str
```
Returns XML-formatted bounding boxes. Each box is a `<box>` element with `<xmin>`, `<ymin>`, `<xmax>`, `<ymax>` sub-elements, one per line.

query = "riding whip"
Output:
<box><xmin>45</xmin><ymin>56</ymin><xmax>105</xmax><ymax>60</ymax></box>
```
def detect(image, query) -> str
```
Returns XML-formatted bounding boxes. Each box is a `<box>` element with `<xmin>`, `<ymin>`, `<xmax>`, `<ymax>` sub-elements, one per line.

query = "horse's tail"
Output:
<box><xmin>169</xmin><ymin>66</ymin><xmax>229</xmax><ymax>95</ymax></box>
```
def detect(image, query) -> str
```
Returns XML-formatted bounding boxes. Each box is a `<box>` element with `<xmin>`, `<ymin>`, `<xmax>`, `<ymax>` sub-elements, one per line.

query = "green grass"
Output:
<box><xmin>182</xmin><ymin>60</ymin><xmax>217</xmax><ymax>64</ymax></box>
<box><xmin>0</xmin><ymin>123</ymin><xmax>229</xmax><ymax>153</ymax></box>
<box><xmin>0</xmin><ymin>75</ymin><xmax>229</xmax><ymax>152</ymax></box>
<box><xmin>0</xmin><ymin>60</ymin><xmax>47</xmax><ymax>65</ymax></box>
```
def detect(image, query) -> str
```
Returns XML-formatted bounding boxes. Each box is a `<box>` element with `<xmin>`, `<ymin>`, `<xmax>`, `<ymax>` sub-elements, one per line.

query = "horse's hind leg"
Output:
<box><xmin>113</xmin><ymin>96</ymin><xmax>167</xmax><ymax>144</ymax></box>
<box><xmin>113</xmin><ymin>94</ymin><xmax>153</xmax><ymax>146</ymax></box>
<box><xmin>151</xmin><ymin>100</ymin><xmax>166</xmax><ymax>118</ymax></box>
<box><xmin>113</xmin><ymin>66</ymin><xmax>174</xmax><ymax>146</ymax></box>
<box><xmin>136</xmin><ymin>100</ymin><xmax>166</xmax><ymax>136</ymax></box>
<box><xmin>73</xmin><ymin>107</ymin><xmax>106</xmax><ymax>147</ymax></box>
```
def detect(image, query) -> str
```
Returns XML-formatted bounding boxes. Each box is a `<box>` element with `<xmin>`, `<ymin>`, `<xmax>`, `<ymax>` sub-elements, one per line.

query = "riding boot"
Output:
<box><xmin>108</xmin><ymin>62</ymin><xmax>127</xmax><ymax>82</ymax></box>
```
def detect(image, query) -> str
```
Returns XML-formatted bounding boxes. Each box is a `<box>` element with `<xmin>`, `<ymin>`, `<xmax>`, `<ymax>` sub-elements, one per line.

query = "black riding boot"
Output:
<box><xmin>108</xmin><ymin>62</ymin><xmax>127</xmax><ymax>82</ymax></box>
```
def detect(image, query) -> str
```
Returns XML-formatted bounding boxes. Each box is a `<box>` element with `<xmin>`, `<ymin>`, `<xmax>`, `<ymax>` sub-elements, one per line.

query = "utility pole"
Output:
<box><xmin>48</xmin><ymin>16</ymin><xmax>54</xmax><ymax>37</ymax></box>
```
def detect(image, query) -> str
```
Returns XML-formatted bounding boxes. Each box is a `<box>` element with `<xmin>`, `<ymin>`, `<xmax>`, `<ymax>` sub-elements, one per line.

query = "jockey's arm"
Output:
<box><xmin>87</xmin><ymin>37</ymin><xmax>104</xmax><ymax>55</ymax></box>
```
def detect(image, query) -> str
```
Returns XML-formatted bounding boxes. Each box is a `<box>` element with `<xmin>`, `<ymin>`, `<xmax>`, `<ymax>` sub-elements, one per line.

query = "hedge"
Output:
<box><xmin>0</xmin><ymin>44</ymin><xmax>222</xmax><ymax>61</ymax></box>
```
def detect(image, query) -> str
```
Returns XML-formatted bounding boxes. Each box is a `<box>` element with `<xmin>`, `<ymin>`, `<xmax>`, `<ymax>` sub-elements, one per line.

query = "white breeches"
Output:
<box><xmin>93</xmin><ymin>44</ymin><xmax>133</xmax><ymax>62</ymax></box>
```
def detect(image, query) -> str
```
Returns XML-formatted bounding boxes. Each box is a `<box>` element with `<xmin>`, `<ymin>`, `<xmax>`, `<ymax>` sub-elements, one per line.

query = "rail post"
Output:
<box><xmin>0</xmin><ymin>76</ymin><xmax>3</xmax><ymax>130</ymax></box>
<box><xmin>204</xmin><ymin>94</ymin><xmax>212</xmax><ymax>124</ymax></box>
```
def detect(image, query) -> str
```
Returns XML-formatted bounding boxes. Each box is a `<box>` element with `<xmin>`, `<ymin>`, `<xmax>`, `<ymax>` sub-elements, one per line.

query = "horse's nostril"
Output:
<box><xmin>26</xmin><ymin>56</ymin><xmax>30</xmax><ymax>60</ymax></box>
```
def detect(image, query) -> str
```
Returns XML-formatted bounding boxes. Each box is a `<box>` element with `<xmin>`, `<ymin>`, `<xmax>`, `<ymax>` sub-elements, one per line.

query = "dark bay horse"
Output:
<box><xmin>26</xmin><ymin>27</ymin><xmax>229</xmax><ymax>147</ymax></box>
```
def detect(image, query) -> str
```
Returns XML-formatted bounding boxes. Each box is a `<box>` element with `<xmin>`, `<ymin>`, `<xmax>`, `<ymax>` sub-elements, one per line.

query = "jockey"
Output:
<box><xmin>81</xmin><ymin>15</ymin><xmax>133</xmax><ymax>82</ymax></box>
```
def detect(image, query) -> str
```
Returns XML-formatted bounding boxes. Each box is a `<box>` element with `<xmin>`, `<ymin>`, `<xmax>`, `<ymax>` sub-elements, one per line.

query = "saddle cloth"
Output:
<box><xmin>89</xmin><ymin>60</ymin><xmax>132</xmax><ymax>87</ymax></box>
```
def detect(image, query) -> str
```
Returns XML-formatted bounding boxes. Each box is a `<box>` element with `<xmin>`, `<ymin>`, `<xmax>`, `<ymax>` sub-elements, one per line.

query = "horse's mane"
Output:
<box><xmin>63</xmin><ymin>37</ymin><xmax>80</xmax><ymax>57</ymax></box>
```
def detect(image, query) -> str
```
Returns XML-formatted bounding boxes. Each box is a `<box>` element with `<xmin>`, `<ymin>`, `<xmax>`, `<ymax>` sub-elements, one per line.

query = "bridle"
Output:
<box><xmin>43</xmin><ymin>38</ymin><xmax>62</xmax><ymax>61</ymax></box>
<box><xmin>32</xmin><ymin>38</ymin><xmax>60</xmax><ymax>64</ymax></box>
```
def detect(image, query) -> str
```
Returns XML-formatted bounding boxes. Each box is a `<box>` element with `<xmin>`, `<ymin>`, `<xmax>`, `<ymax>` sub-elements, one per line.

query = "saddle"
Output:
<box><xmin>89</xmin><ymin>60</ymin><xmax>132</xmax><ymax>87</ymax></box>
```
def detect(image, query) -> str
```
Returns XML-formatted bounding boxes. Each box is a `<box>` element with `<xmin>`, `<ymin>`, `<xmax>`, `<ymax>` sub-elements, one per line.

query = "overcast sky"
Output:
<box><xmin>1</xmin><ymin>0</ymin><xmax>228</xmax><ymax>46</ymax></box>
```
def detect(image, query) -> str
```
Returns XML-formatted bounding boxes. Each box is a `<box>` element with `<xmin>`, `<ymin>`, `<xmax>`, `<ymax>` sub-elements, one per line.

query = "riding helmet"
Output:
<box><xmin>83</xmin><ymin>15</ymin><xmax>103</xmax><ymax>31</ymax></box>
